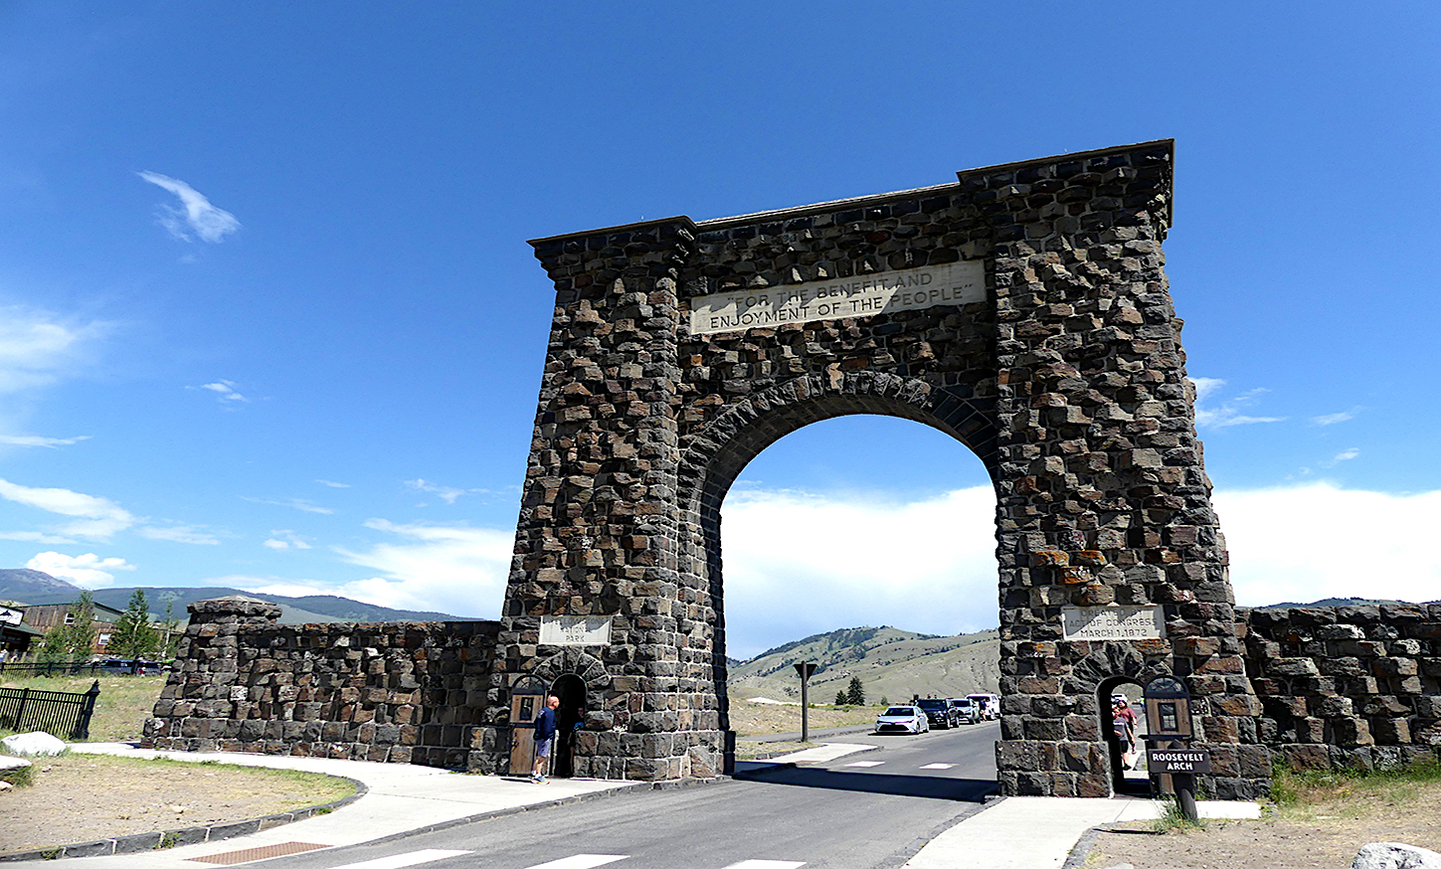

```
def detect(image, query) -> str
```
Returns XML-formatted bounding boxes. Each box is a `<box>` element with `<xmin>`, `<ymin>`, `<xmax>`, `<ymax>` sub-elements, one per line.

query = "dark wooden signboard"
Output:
<box><xmin>1147</xmin><ymin>748</ymin><xmax>1212</xmax><ymax>774</ymax></box>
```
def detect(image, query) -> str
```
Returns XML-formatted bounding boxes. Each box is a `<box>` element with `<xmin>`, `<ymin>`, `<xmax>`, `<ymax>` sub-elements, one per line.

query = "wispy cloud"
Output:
<box><xmin>242</xmin><ymin>496</ymin><xmax>335</xmax><ymax>515</ymax></box>
<box><xmin>328</xmin><ymin>518</ymin><xmax>513</xmax><ymax>614</ymax></box>
<box><xmin>0</xmin><ymin>434</ymin><xmax>91</xmax><ymax>448</ymax></box>
<box><xmin>137</xmin><ymin>524</ymin><xmax>221</xmax><ymax>545</ymax></box>
<box><xmin>137</xmin><ymin>171</ymin><xmax>240</xmax><ymax>243</ymax></box>
<box><xmin>1189</xmin><ymin>378</ymin><xmax>1286</xmax><ymax>429</ymax></box>
<box><xmin>0</xmin><ymin>530</ymin><xmax>77</xmax><ymax>544</ymax></box>
<box><xmin>1321</xmin><ymin>448</ymin><xmax>1361</xmax><ymax>468</ymax></box>
<box><xmin>0</xmin><ymin>477</ymin><xmax>137</xmax><ymax>540</ymax></box>
<box><xmin>192</xmin><ymin>380</ymin><xmax>249</xmax><ymax>404</ymax></box>
<box><xmin>0</xmin><ymin>306</ymin><xmax>109</xmax><ymax>397</ymax></box>
<box><xmin>26</xmin><ymin>551</ymin><xmax>136</xmax><ymax>589</ymax></box>
<box><xmin>1312</xmin><ymin>409</ymin><xmax>1361</xmax><ymax>426</ymax></box>
<box><xmin>263</xmin><ymin>530</ymin><xmax>313</xmax><ymax>551</ymax></box>
<box><xmin>404</xmin><ymin>478</ymin><xmax>473</xmax><ymax>505</ymax></box>
<box><xmin>316</xmin><ymin>480</ymin><xmax>350</xmax><ymax>489</ymax></box>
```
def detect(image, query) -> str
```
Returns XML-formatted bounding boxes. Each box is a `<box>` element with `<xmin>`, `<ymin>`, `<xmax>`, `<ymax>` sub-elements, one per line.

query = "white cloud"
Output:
<box><xmin>316</xmin><ymin>480</ymin><xmax>350</xmax><ymax>489</ymax></box>
<box><xmin>25</xmin><ymin>551</ymin><xmax>136</xmax><ymax>589</ymax></box>
<box><xmin>197</xmin><ymin>380</ymin><xmax>248</xmax><ymax>403</ymax></box>
<box><xmin>0</xmin><ymin>434</ymin><xmax>91</xmax><ymax>448</ymax></box>
<box><xmin>1216</xmin><ymin>483</ymin><xmax>1441</xmax><ymax>607</ymax></box>
<box><xmin>329</xmin><ymin>519</ymin><xmax>513</xmax><ymax>615</ymax></box>
<box><xmin>0</xmin><ymin>530</ymin><xmax>77</xmax><ymax>544</ymax></box>
<box><xmin>719</xmin><ymin>486</ymin><xmax>999</xmax><ymax>658</ymax></box>
<box><xmin>1189</xmin><ymin>379</ymin><xmax>1285</xmax><ymax>429</ymax></box>
<box><xmin>405</xmin><ymin>478</ymin><xmax>472</xmax><ymax>505</ymax></box>
<box><xmin>0</xmin><ymin>306</ymin><xmax>108</xmax><ymax>396</ymax></box>
<box><xmin>0</xmin><ymin>477</ymin><xmax>137</xmax><ymax>539</ymax></box>
<box><xmin>242</xmin><ymin>496</ymin><xmax>335</xmax><ymax>515</ymax></box>
<box><xmin>1312</xmin><ymin>410</ymin><xmax>1359</xmax><ymax>426</ymax></box>
<box><xmin>1322</xmin><ymin>448</ymin><xmax>1360</xmax><ymax>467</ymax></box>
<box><xmin>137</xmin><ymin>171</ymin><xmax>240</xmax><ymax>243</ymax></box>
<box><xmin>136</xmin><ymin>524</ymin><xmax>221</xmax><ymax>545</ymax></box>
<box><xmin>263</xmin><ymin>530</ymin><xmax>312</xmax><ymax>551</ymax></box>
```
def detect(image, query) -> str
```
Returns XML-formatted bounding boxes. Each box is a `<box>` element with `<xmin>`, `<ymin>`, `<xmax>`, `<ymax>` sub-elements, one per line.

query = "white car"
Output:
<box><xmin>874</xmin><ymin>705</ymin><xmax>930</xmax><ymax>735</ymax></box>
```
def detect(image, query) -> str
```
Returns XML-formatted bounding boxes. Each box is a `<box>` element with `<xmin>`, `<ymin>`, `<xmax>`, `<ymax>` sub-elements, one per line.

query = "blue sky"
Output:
<box><xmin>1</xmin><ymin>3</ymin><xmax>1438</xmax><ymax>657</ymax></box>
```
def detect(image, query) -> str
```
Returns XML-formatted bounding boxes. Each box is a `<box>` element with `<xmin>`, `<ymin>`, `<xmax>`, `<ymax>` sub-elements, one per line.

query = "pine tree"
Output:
<box><xmin>65</xmin><ymin>591</ymin><xmax>97</xmax><ymax>662</ymax></box>
<box><xmin>111</xmin><ymin>589</ymin><xmax>158</xmax><ymax>658</ymax></box>
<box><xmin>835</xmin><ymin>690</ymin><xmax>848</xmax><ymax>707</ymax></box>
<box><xmin>844</xmin><ymin>675</ymin><xmax>865</xmax><ymax>706</ymax></box>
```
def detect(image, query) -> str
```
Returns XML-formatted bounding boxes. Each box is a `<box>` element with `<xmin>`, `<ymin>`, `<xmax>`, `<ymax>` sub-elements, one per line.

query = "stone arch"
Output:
<box><xmin>528</xmin><ymin>648</ymin><xmax>610</xmax><ymax>694</ymax></box>
<box><xmin>477</xmin><ymin>141</ymin><xmax>1270</xmax><ymax>798</ymax></box>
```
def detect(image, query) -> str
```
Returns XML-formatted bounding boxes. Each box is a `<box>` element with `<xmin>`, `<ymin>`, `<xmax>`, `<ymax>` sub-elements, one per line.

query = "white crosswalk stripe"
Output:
<box><xmin>326</xmin><ymin>850</ymin><xmax>472</xmax><ymax>869</ymax></box>
<box><xmin>720</xmin><ymin>862</ymin><xmax>806</xmax><ymax>869</ymax></box>
<box><xmin>845</xmin><ymin>760</ymin><xmax>885</xmax><ymax>767</ymax></box>
<box><xmin>918</xmin><ymin>763</ymin><xmax>956</xmax><ymax>770</ymax></box>
<box><xmin>522</xmin><ymin>856</ymin><xmax>628</xmax><ymax>869</ymax></box>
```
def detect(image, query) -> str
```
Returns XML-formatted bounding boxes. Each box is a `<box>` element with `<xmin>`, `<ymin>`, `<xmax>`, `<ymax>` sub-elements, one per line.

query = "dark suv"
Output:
<box><xmin>915</xmin><ymin>698</ymin><xmax>951</xmax><ymax>730</ymax></box>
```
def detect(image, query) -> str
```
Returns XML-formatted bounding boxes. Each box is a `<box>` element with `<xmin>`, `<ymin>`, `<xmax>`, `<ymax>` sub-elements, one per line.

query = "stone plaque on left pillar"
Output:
<box><xmin>539</xmin><ymin>615</ymin><xmax>613</xmax><ymax>646</ymax></box>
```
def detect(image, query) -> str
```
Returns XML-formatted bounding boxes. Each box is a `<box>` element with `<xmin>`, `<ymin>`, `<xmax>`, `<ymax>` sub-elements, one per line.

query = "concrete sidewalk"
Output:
<box><xmin>3</xmin><ymin>743</ymin><xmax>640</xmax><ymax>867</ymax></box>
<box><xmin>3</xmin><ymin>742</ymin><xmax>1260</xmax><ymax>867</ymax></box>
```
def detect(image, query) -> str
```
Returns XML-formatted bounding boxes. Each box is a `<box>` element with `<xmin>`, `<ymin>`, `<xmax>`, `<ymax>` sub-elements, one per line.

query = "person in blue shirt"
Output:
<box><xmin>531</xmin><ymin>695</ymin><xmax>560</xmax><ymax>783</ymax></box>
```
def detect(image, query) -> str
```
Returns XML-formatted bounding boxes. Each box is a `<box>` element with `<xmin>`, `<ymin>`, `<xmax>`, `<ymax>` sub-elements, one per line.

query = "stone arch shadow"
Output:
<box><xmin>674</xmin><ymin>370</ymin><xmax>1002</xmax><ymax>755</ymax></box>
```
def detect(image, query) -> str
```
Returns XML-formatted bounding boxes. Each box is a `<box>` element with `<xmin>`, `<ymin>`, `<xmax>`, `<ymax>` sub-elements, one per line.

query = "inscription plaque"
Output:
<box><xmin>539</xmin><ymin>615</ymin><xmax>612</xmax><ymax>646</ymax></box>
<box><xmin>689</xmin><ymin>260</ymin><xmax>985</xmax><ymax>336</ymax></box>
<box><xmin>1061</xmin><ymin>605</ymin><xmax>1165</xmax><ymax>641</ymax></box>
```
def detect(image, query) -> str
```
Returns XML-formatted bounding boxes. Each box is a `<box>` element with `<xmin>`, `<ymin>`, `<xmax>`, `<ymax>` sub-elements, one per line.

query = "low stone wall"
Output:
<box><xmin>1244</xmin><ymin>603</ymin><xmax>1441</xmax><ymax>771</ymax></box>
<box><xmin>144</xmin><ymin>597</ymin><xmax>499</xmax><ymax>767</ymax></box>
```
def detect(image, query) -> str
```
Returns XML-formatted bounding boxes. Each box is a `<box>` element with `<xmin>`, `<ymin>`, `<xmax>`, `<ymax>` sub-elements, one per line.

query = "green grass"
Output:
<box><xmin>1152</xmin><ymin>798</ymin><xmax>1208</xmax><ymax>833</ymax></box>
<box><xmin>0</xmin><ymin>674</ymin><xmax>165</xmax><ymax>742</ymax></box>
<box><xmin>1270</xmin><ymin>758</ymin><xmax>1441</xmax><ymax>819</ymax></box>
<box><xmin>0</xmin><ymin>761</ymin><xmax>35</xmax><ymax>787</ymax></box>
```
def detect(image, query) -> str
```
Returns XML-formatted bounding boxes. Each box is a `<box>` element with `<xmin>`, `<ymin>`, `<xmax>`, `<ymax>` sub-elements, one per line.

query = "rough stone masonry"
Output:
<box><xmin>466</xmin><ymin>139</ymin><xmax>1270</xmax><ymax>799</ymax></box>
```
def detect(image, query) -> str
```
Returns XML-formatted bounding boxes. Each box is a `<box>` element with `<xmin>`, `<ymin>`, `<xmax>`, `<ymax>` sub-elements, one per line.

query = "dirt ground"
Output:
<box><xmin>1086</xmin><ymin>784</ymin><xmax>1441</xmax><ymax>869</ymax></box>
<box><xmin>0</xmin><ymin>754</ymin><xmax>356</xmax><ymax>856</ymax></box>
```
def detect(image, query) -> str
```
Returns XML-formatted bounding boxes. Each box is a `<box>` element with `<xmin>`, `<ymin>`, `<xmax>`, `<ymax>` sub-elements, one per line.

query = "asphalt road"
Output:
<box><xmin>272</xmin><ymin>721</ymin><xmax>1002</xmax><ymax>869</ymax></box>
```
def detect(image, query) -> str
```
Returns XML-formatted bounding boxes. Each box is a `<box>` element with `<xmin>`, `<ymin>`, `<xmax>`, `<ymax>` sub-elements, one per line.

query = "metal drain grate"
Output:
<box><xmin>189</xmin><ymin>841</ymin><xmax>329</xmax><ymax>864</ymax></box>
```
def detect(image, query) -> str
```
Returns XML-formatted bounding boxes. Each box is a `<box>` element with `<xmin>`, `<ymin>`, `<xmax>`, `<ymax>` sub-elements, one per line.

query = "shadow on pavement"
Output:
<box><xmin>733</xmin><ymin>761</ymin><xmax>996</xmax><ymax>802</ymax></box>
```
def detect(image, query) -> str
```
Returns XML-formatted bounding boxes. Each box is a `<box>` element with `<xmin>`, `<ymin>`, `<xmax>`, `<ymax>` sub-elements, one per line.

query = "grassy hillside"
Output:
<box><xmin>727</xmin><ymin>625</ymin><xmax>999</xmax><ymax>705</ymax></box>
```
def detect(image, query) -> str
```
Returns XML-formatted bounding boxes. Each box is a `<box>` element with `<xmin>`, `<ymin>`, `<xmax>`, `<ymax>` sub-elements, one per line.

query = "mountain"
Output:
<box><xmin>727</xmin><ymin>625</ymin><xmax>1000</xmax><ymax>705</ymax></box>
<box><xmin>0</xmin><ymin>568</ymin><xmax>81</xmax><ymax>603</ymax></box>
<box><xmin>0</xmin><ymin>572</ymin><xmax>477</xmax><ymax>624</ymax></box>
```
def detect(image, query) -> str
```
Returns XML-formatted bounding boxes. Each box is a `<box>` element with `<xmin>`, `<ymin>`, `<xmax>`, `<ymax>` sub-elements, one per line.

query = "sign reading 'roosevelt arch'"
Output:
<box><xmin>473</xmin><ymin>141</ymin><xmax>1270</xmax><ymax>800</ymax></box>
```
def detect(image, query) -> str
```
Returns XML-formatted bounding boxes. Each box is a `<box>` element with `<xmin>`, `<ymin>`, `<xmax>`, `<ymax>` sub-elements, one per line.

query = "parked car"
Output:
<box><xmin>874</xmin><ymin>705</ymin><xmax>930</xmax><ymax>735</ymax></box>
<box><xmin>915</xmin><ymin>698</ymin><xmax>952</xmax><ymax>730</ymax></box>
<box><xmin>947</xmin><ymin>697</ymin><xmax>980</xmax><ymax>724</ymax></box>
<box><xmin>967</xmin><ymin>692</ymin><xmax>1000</xmax><ymax>721</ymax></box>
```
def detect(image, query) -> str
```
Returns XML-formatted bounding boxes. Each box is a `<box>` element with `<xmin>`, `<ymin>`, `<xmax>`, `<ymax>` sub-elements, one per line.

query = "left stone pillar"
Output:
<box><xmin>471</xmin><ymin>218</ymin><xmax>724</xmax><ymax>780</ymax></box>
<box><xmin>144</xmin><ymin>595</ymin><xmax>282</xmax><ymax>751</ymax></box>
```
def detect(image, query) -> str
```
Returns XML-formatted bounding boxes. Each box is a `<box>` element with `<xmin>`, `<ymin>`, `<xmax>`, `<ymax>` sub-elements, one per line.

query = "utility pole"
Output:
<box><xmin>793</xmin><ymin>661</ymin><xmax>816</xmax><ymax>742</ymax></box>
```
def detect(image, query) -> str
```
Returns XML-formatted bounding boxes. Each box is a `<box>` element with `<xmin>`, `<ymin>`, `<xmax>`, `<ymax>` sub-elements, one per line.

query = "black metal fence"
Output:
<box><xmin>0</xmin><ymin>680</ymin><xmax>100</xmax><ymax>740</ymax></box>
<box><xmin>0</xmin><ymin>660</ymin><xmax>163</xmax><ymax>678</ymax></box>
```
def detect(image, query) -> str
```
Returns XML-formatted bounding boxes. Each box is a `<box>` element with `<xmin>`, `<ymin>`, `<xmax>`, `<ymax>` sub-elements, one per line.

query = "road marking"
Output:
<box><xmin>918</xmin><ymin>763</ymin><xmax>956</xmax><ymax>770</ymax></box>
<box><xmin>721</xmin><ymin>862</ymin><xmax>806</xmax><ymax>869</ymax></box>
<box><xmin>325</xmin><ymin>851</ymin><xmax>472</xmax><ymax>869</ymax></box>
<box><xmin>523</xmin><ymin>856</ymin><xmax>628</xmax><ymax>869</ymax></box>
<box><xmin>845</xmin><ymin>760</ymin><xmax>885</xmax><ymax>767</ymax></box>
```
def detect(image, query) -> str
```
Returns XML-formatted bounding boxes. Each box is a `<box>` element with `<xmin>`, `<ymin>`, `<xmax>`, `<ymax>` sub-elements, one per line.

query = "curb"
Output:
<box><xmin>0</xmin><ymin>775</ymin><xmax>367</xmax><ymax>863</ymax></box>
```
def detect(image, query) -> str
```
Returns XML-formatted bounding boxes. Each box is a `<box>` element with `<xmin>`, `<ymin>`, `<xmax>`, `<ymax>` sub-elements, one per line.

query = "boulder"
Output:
<box><xmin>1352</xmin><ymin>842</ymin><xmax>1441</xmax><ymax>869</ymax></box>
<box><xmin>0</xmin><ymin>754</ymin><xmax>33</xmax><ymax>771</ymax></box>
<box><xmin>0</xmin><ymin>731</ymin><xmax>67</xmax><ymax>756</ymax></box>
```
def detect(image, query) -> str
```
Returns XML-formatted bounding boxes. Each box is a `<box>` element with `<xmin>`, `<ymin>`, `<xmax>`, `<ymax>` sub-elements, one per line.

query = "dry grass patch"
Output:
<box><xmin>0</xmin><ymin>753</ymin><xmax>355</xmax><ymax>856</ymax></box>
<box><xmin>1086</xmin><ymin>761</ymin><xmax>1441</xmax><ymax>869</ymax></box>
<box><xmin>729</xmin><ymin>697</ymin><xmax>882</xmax><ymax>737</ymax></box>
<box><xmin>0</xmin><ymin>674</ymin><xmax>165</xmax><ymax>743</ymax></box>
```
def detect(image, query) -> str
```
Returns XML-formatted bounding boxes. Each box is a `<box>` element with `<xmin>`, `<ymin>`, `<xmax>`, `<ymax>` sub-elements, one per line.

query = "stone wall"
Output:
<box><xmin>1244</xmin><ymin>604</ymin><xmax>1441</xmax><ymax>770</ymax></box>
<box><xmin>144</xmin><ymin>597</ymin><xmax>499</xmax><ymax>767</ymax></box>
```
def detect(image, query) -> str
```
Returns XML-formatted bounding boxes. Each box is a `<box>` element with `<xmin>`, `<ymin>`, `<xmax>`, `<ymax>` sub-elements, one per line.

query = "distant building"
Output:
<box><xmin>0</xmin><ymin>604</ymin><xmax>43</xmax><ymax>658</ymax></box>
<box><xmin>18</xmin><ymin>601</ymin><xmax>125</xmax><ymax>656</ymax></box>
